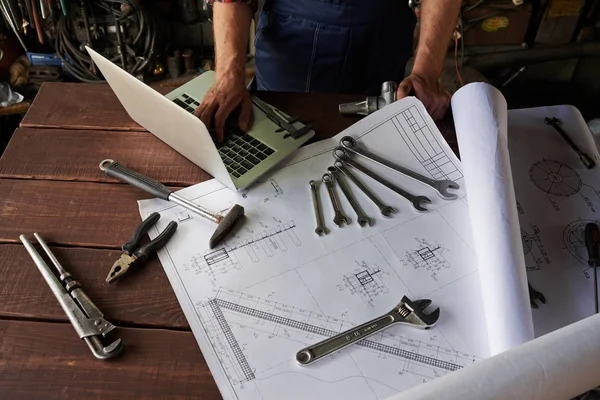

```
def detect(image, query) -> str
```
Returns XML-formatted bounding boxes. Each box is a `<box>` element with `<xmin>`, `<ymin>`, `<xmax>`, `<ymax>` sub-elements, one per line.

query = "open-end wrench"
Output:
<box><xmin>334</xmin><ymin>161</ymin><xmax>396</xmax><ymax>218</ymax></box>
<box><xmin>309</xmin><ymin>180</ymin><xmax>328</xmax><ymax>236</ymax></box>
<box><xmin>295</xmin><ymin>296</ymin><xmax>440</xmax><ymax>366</ymax></box>
<box><xmin>322</xmin><ymin>173</ymin><xmax>349</xmax><ymax>227</ymax></box>
<box><xmin>545</xmin><ymin>117</ymin><xmax>595</xmax><ymax>169</ymax></box>
<box><xmin>339</xmin><ymin>136</ymin><xmax>460</xmax><ymax>200</ymax></box>
<box><xmin>334</xmin><ymin>148</ymin><xmax>431</xmax><ymax>212</ymax></box>
<box><xmin>327</xmin><ymin>166</ymin><xmax>373</xmax><ymax>227</ymax></box>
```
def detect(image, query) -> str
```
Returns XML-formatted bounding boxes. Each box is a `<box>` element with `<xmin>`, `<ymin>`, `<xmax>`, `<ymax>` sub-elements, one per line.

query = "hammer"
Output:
<box><xmin>99</xmin><ymin>159</ymin><xmax>244</xmax><ymax>249</ymax></box>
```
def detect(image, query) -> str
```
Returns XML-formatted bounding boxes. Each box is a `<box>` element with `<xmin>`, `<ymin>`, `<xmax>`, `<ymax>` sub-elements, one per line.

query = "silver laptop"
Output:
<box><xmin>86</xmin><ymin>46</ymin><xmax>315</xmax><ymax>191</ymax></box>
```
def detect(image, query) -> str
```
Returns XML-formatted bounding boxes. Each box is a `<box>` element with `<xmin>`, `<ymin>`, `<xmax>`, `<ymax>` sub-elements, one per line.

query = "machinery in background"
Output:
<box><xmin>54</xmin><ymin>0</ymin><xmax>157</xmax><ymax>82</ymax></box>
<box><xmin>0</xmin><ymin>0</ymin><xmax>160</xmax><ymax>82</ymax></box>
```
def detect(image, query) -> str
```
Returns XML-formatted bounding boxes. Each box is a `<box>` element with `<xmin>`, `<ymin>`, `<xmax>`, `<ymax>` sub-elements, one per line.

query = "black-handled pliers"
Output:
<box><xmin>106</xmin><ymin>212</ymin><xmax>177</xmax><ymax>284</ymax></box>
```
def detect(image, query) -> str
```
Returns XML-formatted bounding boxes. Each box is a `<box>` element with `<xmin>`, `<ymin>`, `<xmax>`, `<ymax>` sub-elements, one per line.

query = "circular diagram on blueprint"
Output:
<box><xmin>529</xmin><ymin>160</ymin><xmax>582</xmax><ymax>196</ymax></box>
<box><xmin>563</xmin><ymin>220</ymin><xmax>600</xmax><ymax>267</ymax></box>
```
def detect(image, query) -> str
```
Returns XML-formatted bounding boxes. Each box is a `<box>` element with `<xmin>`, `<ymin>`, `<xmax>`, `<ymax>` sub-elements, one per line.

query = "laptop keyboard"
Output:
<box><xmin>173</xmin><ymin>93</ymin><xmax>200</xmax><ymax>113</ymax></box>
<box><xmin>219</xmin><ymin>134</ymin><xmax>275</xmax><ymax>178</ymax></box>
<box><xmin>172</xmin><ymin>93</ymin><xmax>276</xmax><ymax>179</ymax></box>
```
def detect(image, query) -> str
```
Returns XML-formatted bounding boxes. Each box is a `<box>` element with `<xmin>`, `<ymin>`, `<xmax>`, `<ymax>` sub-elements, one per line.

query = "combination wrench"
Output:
<box><xmin>295</xmin><ymin>296</ymin><xmax>440</xmax><ymax>365</ymax></box>
<box><xmin>334</xmin><ymin>161</ymin><xmax>396</xmax><ymax>218</ymax></box>
<box><xmin>327</xmin><ymin>167</ymin><xmax>373</xmax><ymax>227</ymax></box>
<box><xmin>322</xmin><ymin>173</ymin><xmax>350</xmax><ymax>227</ymax></box>
<box><xmin>339</xmin><ymin>136</ymin><xmax>460</xmax><ymax>200</ymax></box>
<box><xmin>309</xmin><ymin>180</ymin><xmax>328</xmax><ymax>236</ymax></box>
<box><xmin>334</xmin><ymin>149</ymin><xmax>431</xmax><ymax>212</ymax></box>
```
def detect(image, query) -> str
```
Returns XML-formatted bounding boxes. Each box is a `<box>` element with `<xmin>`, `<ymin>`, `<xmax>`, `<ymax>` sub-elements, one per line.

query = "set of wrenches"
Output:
<box><xmin>310</xmin><ymin>136</ymin><xmax>460</xmax><ymax>235</ymax></box>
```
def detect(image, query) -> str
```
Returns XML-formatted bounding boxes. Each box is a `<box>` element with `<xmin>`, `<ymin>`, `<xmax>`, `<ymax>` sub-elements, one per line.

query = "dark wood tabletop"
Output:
<box><xmin>0</xmin><ymin>81</ymin><xmax>457</xmax><ymax>399</ymax></box>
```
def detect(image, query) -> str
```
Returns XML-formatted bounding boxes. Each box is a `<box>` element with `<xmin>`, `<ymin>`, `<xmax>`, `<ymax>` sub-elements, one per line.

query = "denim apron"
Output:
<box><xmin>252</xmin><ymin>0</ymin><xmax>417</xmax><ymax>95</ymax></box>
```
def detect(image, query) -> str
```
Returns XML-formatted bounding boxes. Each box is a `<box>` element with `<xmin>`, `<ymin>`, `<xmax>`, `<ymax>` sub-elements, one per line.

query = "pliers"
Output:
<box><xmin>106</xmin><ymin>212</ymin><xmax>177</xmax><ymax>284</ymax></box>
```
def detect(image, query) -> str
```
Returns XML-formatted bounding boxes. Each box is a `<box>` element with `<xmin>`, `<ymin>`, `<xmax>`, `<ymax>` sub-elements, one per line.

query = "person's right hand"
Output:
<box><xmin>194</xmin><ymin>73</ymin><xmax>253</xmax><ymax>144</ymax></box>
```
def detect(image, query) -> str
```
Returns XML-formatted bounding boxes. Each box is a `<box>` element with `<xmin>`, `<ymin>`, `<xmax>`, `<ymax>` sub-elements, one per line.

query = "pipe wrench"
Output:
<box><xmin>20</xmin><ymin>233</ymin><xmax>124</xmax><ymax>359</ymax></box>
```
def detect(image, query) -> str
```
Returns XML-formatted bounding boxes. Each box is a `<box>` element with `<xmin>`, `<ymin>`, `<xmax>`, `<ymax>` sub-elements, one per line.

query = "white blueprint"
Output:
<box><xmin>508</xmin><ymin>105</ymin><xmax>600</xmax><ymax>337</ymax></box>
<box><xmin>138</xmin><ymin>98</ymin><xmax>489</xmax><ymax>400</ymax></box>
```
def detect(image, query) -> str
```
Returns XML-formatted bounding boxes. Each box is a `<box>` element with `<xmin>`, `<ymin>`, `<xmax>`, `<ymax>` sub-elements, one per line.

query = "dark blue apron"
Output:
<box><xmin>252</xmin><ymin>0</ymin><xmax>416</xmax><ymax>95</ymax></box>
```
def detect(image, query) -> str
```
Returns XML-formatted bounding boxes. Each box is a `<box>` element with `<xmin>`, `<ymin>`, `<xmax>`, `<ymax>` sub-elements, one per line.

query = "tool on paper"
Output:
<box><xmin>322</xmin><ymin>173</ymin><xmax>349</xmax><ymax>227</ymax></box>
<box><xmin>327</xmin><ymin>166</ymin><xmax>373</xmax><ymax>227</ymax></box>
<box><xmin>585</xmin><ymin>222</ymin><xmax>600</xmax><ymax>314</ymax></box>
<box><xmin>339</xmin><ymin>81</ymin><xmax>397</xmax><ymax>116</ymax></box>
<box><xmin>295</xmin><ymin>296</ymin><xmax>440</xmax><ymax>365</ymax></box>
<box><xmin>545</xmin><ymin>117</ymin><xmax>595</xmax><ymax>169</ymax></box>
<box><xmin>528</xmin><ymin>283</ymin><xmax>546</xmax><ymax>309</ymax></box>
<box><xmin>106</xmin><ymin>212</ymin><xmax>177</xmax><ymax>283</ymax></box>
<box><xmin>309</xmin><ymin>180</ymin><xmax>328</xmax><ymax>236</ymax></box>
<box><xmin>339</xmin><ymin>136</ymin><xmax>460</xmax><ymax>200</ymax></box>
<box><xmin>99</xmin><ymin>159</ymin><xmax>244</xmax><ymax>249</ymax></box>
<box><xmin>19</xmin><ymin>233</ymin><xmax>124</xmax><ymax>359</ymax></box>
<box><xmin>252</xmin><ymin>96</ymin><xmax>313</xmax><ymax>139</ymax></box>
<box><xmin>334</xmin><ymin>161</ymin><xmax>396</xmax><ymax>217</ymax></box>
<box><xmin>334</xmin><ymin>149</ymin><xmax>431</xmax><ymax>212</ymax></box>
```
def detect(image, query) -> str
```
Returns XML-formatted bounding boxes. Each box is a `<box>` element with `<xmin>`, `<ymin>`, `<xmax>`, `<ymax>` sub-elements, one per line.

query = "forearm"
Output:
<box><xmin>412</xmin><ymin>0</ymin><xmax>462</xmax><ymax>78</ymax></box>
<box><xmin>212</xmin><ymin>2</ymin><xmax>253</xmax><ymax>83</ymax></box>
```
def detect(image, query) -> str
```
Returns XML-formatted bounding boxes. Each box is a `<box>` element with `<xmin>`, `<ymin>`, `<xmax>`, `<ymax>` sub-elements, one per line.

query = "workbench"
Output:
<box><xmin>0</xmin><ymin>82</ymin><xmax>457</xmax><ymax>399</ymax></box>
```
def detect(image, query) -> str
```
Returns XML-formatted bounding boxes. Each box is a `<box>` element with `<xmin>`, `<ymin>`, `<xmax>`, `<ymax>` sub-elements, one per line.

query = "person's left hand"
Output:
<box><xmin>396</xmin><ymin>73</ymin><xmax>450</xmax><ymax>120</ymax></box>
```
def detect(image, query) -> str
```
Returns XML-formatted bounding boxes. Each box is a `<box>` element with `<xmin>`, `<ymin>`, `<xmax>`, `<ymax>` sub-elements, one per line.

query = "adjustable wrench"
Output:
<box><xmin>334</xmin><ymin>161</ymin><xmax>396</xmax><ymax>218</ymax></box>
<box><xmin>322</xmin><ymin>173</ymin><xmax>349</xmax><ymax>227</ymax></box>
<box><xmin>309</xmin><ymin>180</ymin><xmax>328</xmax><ymax>236</ymax></box>
<box><xmin>327</xmin><ymin>166</ymin><xmax>373</xmax><ymax>227</ymax></box>
<box><xmin>296</xmin><ymin>296</ymin><xmax>440</xmax><ymax>365</ymax></box>
<box><xmin>334</xmin><ymin>149</ymin><xmax>431</xmax><ymax>212</ymax></box>
<box><xmin>339</xmin><ymin>136</ymin><xmax>460</xmax><ymax>200</ymax></box>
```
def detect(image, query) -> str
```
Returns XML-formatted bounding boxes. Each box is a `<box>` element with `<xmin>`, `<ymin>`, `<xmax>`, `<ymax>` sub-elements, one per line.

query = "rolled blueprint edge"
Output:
<box><xmin>388</xmin><ymin>312</ymin><xmax>600</xmax><ymax>400</ymax></box>
<box><xmin>450</xmin><ymin>82</ymin><xmax>534</xmax><ymax>355</ymax></box>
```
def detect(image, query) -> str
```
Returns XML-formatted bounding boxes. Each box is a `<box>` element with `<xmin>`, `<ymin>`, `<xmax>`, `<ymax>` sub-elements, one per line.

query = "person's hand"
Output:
<box><xmin>396</xmin><ymin>73</ymin><xmax>451</xmax><ymax>120</ymax></box>
<box><xmin>194</xmin><ymin>72</ymin><xmax>253</xmax><ymax>143</ymax></box>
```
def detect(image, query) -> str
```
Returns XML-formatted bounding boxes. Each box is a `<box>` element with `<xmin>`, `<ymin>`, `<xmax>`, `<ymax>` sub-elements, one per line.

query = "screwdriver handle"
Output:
<box><xmin>585</xmin><ymin>223</ymin><xmax>600</xmax><ymax>266</ymax></box>
<box><xmin>100</xmin><ymin>159</ymin><xmax>172</xmax><ymax>201</ymax></box>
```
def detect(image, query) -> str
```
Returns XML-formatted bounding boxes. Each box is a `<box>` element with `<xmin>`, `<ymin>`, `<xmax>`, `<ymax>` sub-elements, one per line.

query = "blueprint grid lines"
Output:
<box><xmin>200</xmin><ymin>290</ymin><xmax>476</xmax><ymax>381</ymax></box>
<box><xmin>390</xmin><ymin>106</ymin><xmax>463</xmax><ymax>182</ymax></box>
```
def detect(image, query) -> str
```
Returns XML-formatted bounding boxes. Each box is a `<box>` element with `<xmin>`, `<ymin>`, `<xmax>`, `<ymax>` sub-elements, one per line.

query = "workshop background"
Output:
<box><xmin>0</xmin><ymin>0</ymin><xmax>598</xmax><ymax>155</ymax></box>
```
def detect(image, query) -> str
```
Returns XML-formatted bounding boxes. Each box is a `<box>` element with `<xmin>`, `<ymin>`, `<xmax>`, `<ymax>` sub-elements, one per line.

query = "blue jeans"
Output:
<box><xmin>252</xmin><ymin>0</ymin><xmax>416</xmax><ymax>95</ymax></box>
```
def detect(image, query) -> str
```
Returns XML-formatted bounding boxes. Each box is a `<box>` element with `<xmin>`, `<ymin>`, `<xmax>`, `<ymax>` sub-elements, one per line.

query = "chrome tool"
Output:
<box><xmin>334</xmin><ymin>149</ymin><xmax>431</xmax><ymax>212</ymax></box>
<box><xmin>99</xmin><ymin>159</ymin><xmax>244</xmax><ymax>249</ymax></box>
<box><xmin>20</xmin><ymin>233</ymin><xmax>124</xmax><ymax>359</ymax></box>
<box><xmin>339</xmin><ymin>136</ymin><xmax>459</xmax><ymax>200</ymax></box>
<box><xmin>296</xmin><ymin>296</ymin><xmax>440</xmax><ymax>365</ymax></box>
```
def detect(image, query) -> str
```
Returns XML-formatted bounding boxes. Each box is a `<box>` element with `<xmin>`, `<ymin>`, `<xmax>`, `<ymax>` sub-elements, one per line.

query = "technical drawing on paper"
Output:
<box><xmin>270</xmin><ymin>179</ymin><xmax>284</xmax><ymax>198</ymax></box>
<box><xmin>528</xmin><ymin>159</ymin><xmax>600</xmax><ymax>212</ymax></box>
<box><xmin>529</xmin><ymin>160</ymin><xmax>582</xmax><ymax>197</ymax></box>
<box><xmin>197</xmin><ymin>288</ymin><xmax>479</xmax><ymax>392</ymax></box>
<box><xmin>563</xmin><ymin>220</ymin><xmax>600</xmax><ymax>279</ymax></box>
<box><xmin>521</xmin><ymin>225</ymin><xmax>550</xmax><ymax>272</ymax></box>
<box><xmin>404</xmin><ymin>238</ymin><xmax>451</xmax><ymax>281</ymax></box>
<box><xmin>389</xmin><ymin>105</ymin><xmax>463</xmax><ymax>182</ymax></box>
<box><xmin>341</xmin><ymin>261</ymin><xmax>390</xmax><ymax>307</ymax></box>
<box><xmin>176</xmin><ymin>210</ymin><xmax>192</xmax><ymax>222</ymax></box>
<box><xmin>183</xmin><ymin>220</ymin><xmax>300</xmax><ymax>281</ymax></box>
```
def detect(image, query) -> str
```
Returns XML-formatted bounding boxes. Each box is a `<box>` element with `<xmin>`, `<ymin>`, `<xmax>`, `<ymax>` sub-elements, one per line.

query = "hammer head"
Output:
<box><xmin>208</xmin><ymin>204</ymin><xmax>245</xmax><ymax>249</ymax></box>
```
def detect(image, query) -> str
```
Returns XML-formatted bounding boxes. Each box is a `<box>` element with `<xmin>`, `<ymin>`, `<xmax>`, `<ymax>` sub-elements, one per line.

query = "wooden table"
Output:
<box><xmin>0</xmin><ymin>82</ymin><xmax>457</xmax><ymax>399</ymax></box>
